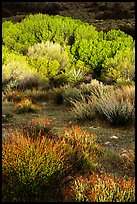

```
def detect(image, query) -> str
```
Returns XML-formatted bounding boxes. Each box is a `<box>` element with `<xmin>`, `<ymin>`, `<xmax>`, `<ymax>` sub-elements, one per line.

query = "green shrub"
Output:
<box><xmin>52</xmin><ymin>73</ymin><xmax>69</xmax><ymax>87</ymax></box>
<box><xmin>2</xmin><ymin>14</ymin><xmax>135</xmax><ymax>84</ymax></box>
<box><xmin>102</xmin><ymin>47</ymin><xmax>135</xmax><ymax>83</ymax></box>
<box><xmin>26</xmin><ymin>41</ymin><xmax>71</xmax><ymax>84</ymax></box>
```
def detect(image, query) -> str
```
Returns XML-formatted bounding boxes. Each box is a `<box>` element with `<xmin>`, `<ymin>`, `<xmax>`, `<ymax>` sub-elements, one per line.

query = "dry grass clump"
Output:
<box><xmin>71</xmin><ymin>97</ymin><xmax>96</xmax><ymax>121</ymax></box>
<box><xmin>72</xmin><ymin>82</ymin><xmax>135</xmax><ymax>127</ymax></box>
<box><xmin>114</xmin><ymin>85</ymin><xmax>135</xmax><ymax>105</ymax></box>
<box><xmin>120</xmin><ymin>148</ymin><xmax>135</xmax><ymax>176</ymax></box>
<box><xmin>22</xmin><ymin>89</ymin><xmax>48</xmax><ymax>103</ymax></box>
<box><xmin>95</xmin><ymin>92</ymin><xmax>135</xmax><ymax>127</ymax></box>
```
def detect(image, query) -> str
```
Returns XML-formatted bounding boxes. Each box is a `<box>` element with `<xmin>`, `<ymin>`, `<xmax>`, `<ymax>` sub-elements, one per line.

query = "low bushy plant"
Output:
<box><xmin>15</xmin><ymin>98</ymin><xmax>40</xmax><ymax>114</ymax></box>
<box><xmin>2</xmin><ymin>130</ymin><xmax>72</xmax><ymax>202</ymax></box>
<box><xmin>2</xmin><ymin>125</ymin><xmax>101</xmax><ymax>202</ymax></box>
<box><xmin>6</xmin><ymin>90</ymin><xmax>23</xmax><ymax>102</ymax></box>
<box><xmin>65</xmin><ymin>173</ymin><xmax>135</xmax><ymax>202</ymax></box>
<box><xmin>47</xmin><ymin>85</ymin><xmax>67</xmax><ymax>104</ymax></box>
<box><xmin>61</xmin><ymin>125</ymin><xmax>101</xmax><ymax>172</ymax></box>
<box><xmin>2</xmin><ymin>52</ymin><xmax>39</xmax><ymax>90</ymax></box>
<box><xmin>23</xmin><ymin>117</ymin><xmax>53</xmax><ymax>139</ymax></box>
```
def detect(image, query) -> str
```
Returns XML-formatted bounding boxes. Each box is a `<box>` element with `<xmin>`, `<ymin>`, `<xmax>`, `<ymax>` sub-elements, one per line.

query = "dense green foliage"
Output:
<box><xmin>2</xmin><ymin>14</ymin><xmax>135</xmax><ymax>88</ymax></box>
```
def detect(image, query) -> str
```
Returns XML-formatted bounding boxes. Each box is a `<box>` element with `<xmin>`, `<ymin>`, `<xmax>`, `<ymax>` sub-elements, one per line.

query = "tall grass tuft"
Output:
<box><xmin>71</xmin><ymin>97</ymin><xmax>96</xmax><ymax>121</ymax></box>
<box><xmin>72</xmin><ymin>81</ymin><xmax>135</xmax><ymax>127</ymax></box>
<box><xmin>96</xmin><ymin>93</ymin><xmax>135</xmax><ymax>127</ymax></box>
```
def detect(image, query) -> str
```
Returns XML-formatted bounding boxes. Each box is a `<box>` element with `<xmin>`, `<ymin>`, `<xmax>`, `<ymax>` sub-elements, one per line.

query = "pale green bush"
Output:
<box><xmin>27</xmin><ymin>41</ymin><xmax>70</xmax><ymax>78</ymax></box>
<box><xmin>2</xmin><ymin>52</ymin><xmax>39</xmax><ymax>89</ymax></box>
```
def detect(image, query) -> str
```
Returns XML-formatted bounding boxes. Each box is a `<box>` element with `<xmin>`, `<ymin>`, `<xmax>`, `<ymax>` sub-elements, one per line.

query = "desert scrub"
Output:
<box><xmin>47</xmin><ymin>85</ymin><xmax>68</xmax><ymax>104</ymax></box>
<box><xmin>64</xmin><ymin>173</ymin><xmax>135</xmax><ymax>202</ymax></box>
<box><xmin>6</xmin><ymin>90</ymin><xmax>23</xmax><ymax>102</ymax></box>
<box><xmin>2</xmin><ymin>130</ymin><xmax>73</xmax><ymax>202</ymax></box>
<box><xmin>62</xmin><ymin>87</ymin><xmax>83</xmax><ymax>106</ymax></box>
<box><xmin>15</xmin><ymin>98</ymin><xmax>40</xmax><ymax>114</ymax></box>
<box><xmin>23</xmin><ymin>117</ymin><xmax>53</xmax><ymax>139</ymax></box>
<box><xmin>21</xmin><ymin>89</ymin><xmax>48</xmax><ymax>103</ymax></box>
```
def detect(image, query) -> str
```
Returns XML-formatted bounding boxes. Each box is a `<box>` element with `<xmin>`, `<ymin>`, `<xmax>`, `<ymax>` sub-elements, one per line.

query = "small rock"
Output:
<box><xmin>110</xmin><ymin>136</ymin><xmax>118</xmax><ymax>139</ymax></box>
<box><xmin>104</xmin><ymin>141</ymin><xmax>111</xmax><ymax>145</ymax></box>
